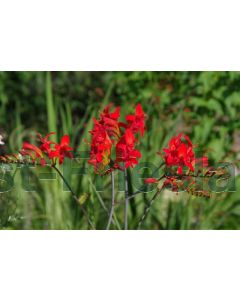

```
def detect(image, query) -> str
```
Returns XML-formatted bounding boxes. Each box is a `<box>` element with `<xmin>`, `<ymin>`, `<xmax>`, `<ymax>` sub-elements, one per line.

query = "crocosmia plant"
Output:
<box><xmin>0</xmin><ymin>99</ymin><xmax>231</xmax><ymax>230</ymax></box>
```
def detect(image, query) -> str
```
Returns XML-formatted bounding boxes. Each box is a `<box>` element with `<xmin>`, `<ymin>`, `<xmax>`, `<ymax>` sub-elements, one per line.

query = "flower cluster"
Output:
<box><xmin>20</xmin><ymin>133</ymin><xmax>73</xmax><ymax>165</ymax></box>
<box><xmin>163</xmin><ymin>133</ymin><xmax>208</xmax><ymax>175</ymax></box>
<box><xmin>144</xmin><ymin>133</ymin><xmax>210</xmax><ymax>195</ymax></box>
<box><xmin>88</xmin><ymin>103</ymin><xmax>145</xmax><ymax>174</ymax></box>
<box><xmin>115</xmin><ymin>129</ymin><xmax>141</xmax><ymax>168</ymax></box>
<box><xmin>0</xmin><ymin>132</ymin><xmax>73</xmax><ymax>166</ymax></box>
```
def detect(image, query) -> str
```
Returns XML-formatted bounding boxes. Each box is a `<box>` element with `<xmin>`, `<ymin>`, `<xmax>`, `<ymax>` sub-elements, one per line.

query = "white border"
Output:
<box><xmin>0</xmin><ymin>0</ymin><xmax>240</xmax><ymax>70</ymax></box>
<box><xmin>0</xmin><ymin>231</ymin><xmax>239</xmax><ymax>300</ymax></box>
<box><xmin>0</xmin><ymin>1</ymin><xmax>239</xmax><ymax>299</ymax></box>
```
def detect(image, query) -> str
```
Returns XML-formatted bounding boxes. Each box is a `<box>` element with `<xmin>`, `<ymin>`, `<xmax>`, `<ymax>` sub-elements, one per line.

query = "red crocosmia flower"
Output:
<box><xmin>144</xmin><ymin>178</ymin><xmax>158</xmax><ymax>184</ymax></box>
<box><xmin>163</xmin><ymin>133</ymin><xmax>196</xmax><ymax>174</ymax></box>
<box><xmin>21</xmin><ymin>142</ymin><xmax>46</xmax><ymax>166</ymax></box>
<box><xmin>49</xmin><ymin>135</ymin><xmax>73</xmax><ymax>165</ymax></box>
<box><xmin>115</xmin><ymin>129</ymin><xmax>141</xmax><ymax>169</ymax></box>
<box><xmin>99</xmin><ymin>104</ymin><xmax>121</xmax><ymax>139</ymax></box>
<box><xmin>101</xmin><ymin>104</ymin><xmax>120</xmax><ymax>121</ymax></box>
<box><xmin>125</xmin><ymin>103</ymin><xmax>145</xmax><ymax>136</ymax></box>
<box><xmin>22</xmin><ymin>142</ymin><xmax>43</xmax><ymax>157</ymax></box>
<box><xmin>88</xmin><ymin>120</ymin><xmax>112</xmax><ymax>173</ymax></box>
<box><xmin>88</xmin><ymin>104</ymin><xmax>145</xmax><ymax>174</ymax></box>
<box><xmin>163</xmin><ymin>133</ymin><xmax>209</xmax><ymax>176</ymax></box>
<box><xmin>38</xmin><ymin>132</ymin><xmax>56</xmax><ymax>155</ymax></box>
<box><xmin>88</xmin><ymin>105</ymin><xmax>121</xmax><ymax>174</ymax></box>
<box><xmin>21</xmin><ymin>133</ymin><xmax>73</xmax><ymax>166</ymax></box>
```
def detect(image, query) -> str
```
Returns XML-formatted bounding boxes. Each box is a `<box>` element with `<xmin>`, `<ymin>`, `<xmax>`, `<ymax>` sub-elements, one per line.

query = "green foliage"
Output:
<box><xmin>0</xmin><ymin>71</ymin><xmax>240</xmax><ymax>229</ymax></box>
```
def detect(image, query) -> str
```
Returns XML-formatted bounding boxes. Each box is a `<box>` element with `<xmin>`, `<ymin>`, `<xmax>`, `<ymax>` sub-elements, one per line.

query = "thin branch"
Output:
<box><xmin>106</xmin><ymin>171</ymin><xmax>115</xmax><ymax>230</ymax></box>
<box><xmin>124</xmin><ymin>168</ymin><xmax>129</xmax><ymax>230</ymax></box>
<box><xmin>88</xmin><ymin>177</ymin><xmax>121</xmax><ymax>230</ymax></box>
<box><xmin>53</xmin><ymin>165</ymin><xmax>95</xmax><ymax>230</ymax></box>
<box><xmin>127</xmin><ymin>163</ymin><xmax>165</xmax><ymax>201</ymax></box>
<box><xmin>137</xmin><ymin>188</ymin><xmax>163</xmax><ymax>230</ymax></box>
<box><xmin>127</xmin><ymin>174</ymin><xmax>165</xmax><ymax>201</ymax></box>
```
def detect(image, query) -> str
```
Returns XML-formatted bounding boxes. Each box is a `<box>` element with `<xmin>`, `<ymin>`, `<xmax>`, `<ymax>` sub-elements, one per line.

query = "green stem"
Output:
<box><xmin>127</xmin><ymin>163</ymin><xmax>165</xmax><ymax>201</ymax></box>
<box><xmin>124</xmin><ymin>168</ymin><xmax>129</xmax><ymax>230</ymax></box>
<box><xmin>53</xmin><ymin>165</ymin><xmax>95</xmax><ymax>229</ymax></box>
<box><xmin>137</xmin><ymin>188</ymin><xmax>163</xmax><ymax>230</ymax></box>
<box><xmin>88</xmin><ymin>177</ymin><xmax>121</xmax><ymax>230</ymax></box>
<box><xmin>106</xmin><ymin>171</ymin><xmax>115</xmax><ymax>230</ymax></box>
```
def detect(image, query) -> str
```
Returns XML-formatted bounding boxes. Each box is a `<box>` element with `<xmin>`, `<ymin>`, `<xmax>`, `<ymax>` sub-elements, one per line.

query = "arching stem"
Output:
<box><xmin>53</xmin><ymin>165</ymin><xmax>95</xmax><ymax>229</ymax></box>
<box><xmin>137</xmin><ymin>188</ymin><xmax>163</xmax><ymax>230</ymax></box>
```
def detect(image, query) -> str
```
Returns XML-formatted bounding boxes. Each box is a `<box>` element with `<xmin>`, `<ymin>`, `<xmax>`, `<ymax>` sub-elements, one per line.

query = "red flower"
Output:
<box><xmin>20</xmin><ymin>142</ymin><xmax>46</xmax><ymax>166</ymax></box>
<box><xmin>38</xmin><ymin>132</ymin><xmax>56</xmax><ymax>155</ymax></box>
<box><xmin>88</xmin><ymin>103</ymin><xmax>146</xmax><ymax>174</ymax></box>
<box><xmin>163</xmin><ymin>133</ymin><xmax>196</xmax><ymax>174</ymax></box>
<box><xmin>125</xmin><ymin>103</ymin><xmax>145</xmax><ymax>136</ymax></box>
<box><xmin>99</xmin><ymin>104</ymin><xmax>121</xmax><ymax>139</ymax></box>
<box><xmin>49</xmin><ymin>135</ymin><xmax>73</xmax><ymax>165</ymax></box>
<box><xmin>88</xmin><ymin>120</ymin><xmax>112</xmax><ymax>172</ymax></box>
<box><xmin>21</xmin><ymin>133</ymin><xmax>73</xmax><ymax>166</ymax></box>
<box><xmin>144</xmin><ymin>178</ymin><xmax>158</xmax><ymax>184</ymax></box>
<box><xmin>88</xmin><ymin>105</ymin><xmax>120</xmax><ymax>174</ymax></box>
<box><xmin>115</xmin><ymin>129</ymin><xmax>141</xmax><ymax>169</ymax></box>
<box><xmin>161</xmin><ymin>133</ymin><xmax>209</xmax><ymax>192</ymax></box>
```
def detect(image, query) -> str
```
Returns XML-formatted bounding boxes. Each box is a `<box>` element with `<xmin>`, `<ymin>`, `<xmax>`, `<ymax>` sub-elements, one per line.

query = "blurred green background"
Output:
<box><xmin>0</xmin><ymin>71</ymin><xmax>240</xmax><ymax>229</ymax></box>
